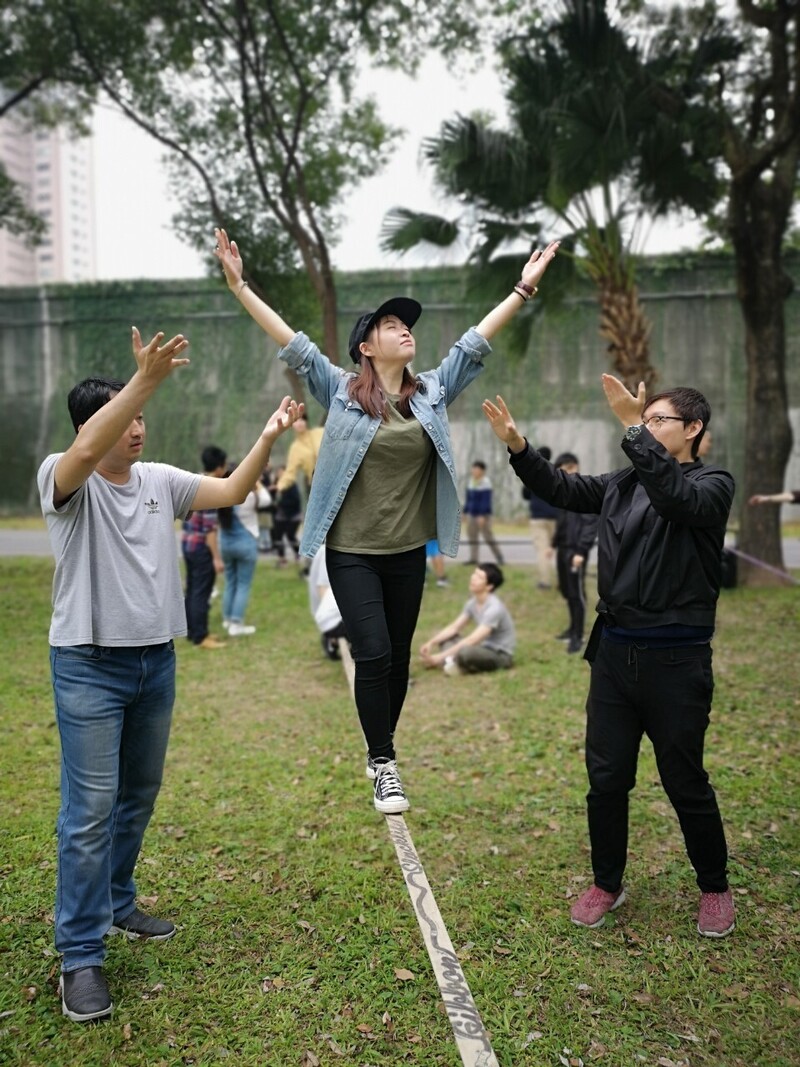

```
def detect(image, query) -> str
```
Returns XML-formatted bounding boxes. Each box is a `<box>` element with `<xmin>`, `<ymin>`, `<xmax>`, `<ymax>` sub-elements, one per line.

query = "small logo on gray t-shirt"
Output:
<box><xmin>145</xmin><ymin>498</ymin><xmax>160</xmax><ymax>515</ymax></box>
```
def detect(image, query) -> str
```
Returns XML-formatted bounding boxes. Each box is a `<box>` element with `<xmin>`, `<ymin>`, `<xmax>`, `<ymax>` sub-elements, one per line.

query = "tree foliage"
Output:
<box><xmin>1</xmin><ymin>0</ymin><xmax>486</xmax><ymax>363</ymax></box>
<box><xmin>382</xmin><ymin>0</ymin><xmax>732</xmax><ymax>387</ymax></box>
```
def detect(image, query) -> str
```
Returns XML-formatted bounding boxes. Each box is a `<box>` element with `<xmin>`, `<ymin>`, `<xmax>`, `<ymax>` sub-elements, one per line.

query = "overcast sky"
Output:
<box><xmin>91</xmin><ymin>57</ymin><xmax>703</xmax><ymax>282</ymax></box>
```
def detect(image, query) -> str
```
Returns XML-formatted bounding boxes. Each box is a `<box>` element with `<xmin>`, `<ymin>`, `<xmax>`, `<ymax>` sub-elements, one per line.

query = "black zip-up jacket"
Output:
<box><xmin>552</xmin><ymin>508</ymin><xmax>599</xmax><ymax>559</ymax></box>
<box><xmin>509</xmin><ymin>429</ymin><xmax>735</xmax><ymax>630</ymax></box>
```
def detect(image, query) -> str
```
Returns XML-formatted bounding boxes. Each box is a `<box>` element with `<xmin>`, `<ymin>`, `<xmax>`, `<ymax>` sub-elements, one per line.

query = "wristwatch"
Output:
<box><xmin>624</xmin><ymin>424</ymin><xmax>643</xmax><ymax>442</ymax></box>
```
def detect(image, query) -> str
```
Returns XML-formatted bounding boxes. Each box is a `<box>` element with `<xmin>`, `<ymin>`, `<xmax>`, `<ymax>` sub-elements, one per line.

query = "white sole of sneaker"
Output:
<box><xmin>374</xmin><ymin>797</ymin><xmax>411</xmax><ymax>814</ymax></box>
<box><xmin>697</xmin><ymin>920</ymin><xmax>735</xmax><ymax>938</ymax></box>
<box><xmin>571</xmin><ymin>887</ymin><xmax>627</xmax><ymax>928</ymax></box>
<box><xmin>366</xmin><ymin>764</ymin><xmax>376</xmax><ymax>780</ymax></box>
<box><xmin>58</xmin><ymin>978</ymin><xmax>113</xmax><ymax>1023</ymax></box>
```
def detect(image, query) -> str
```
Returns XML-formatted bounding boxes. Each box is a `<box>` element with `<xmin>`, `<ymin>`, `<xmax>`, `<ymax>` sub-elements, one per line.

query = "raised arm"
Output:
<box><xmin>190</xmin><ymin>397</ymin><xmax>305</xmax><ymax>510</ymax></box>
<box><xmin>749</xmin><ymin>491</ymin><xmax>795</xmax><ymax>506</ymax></box>
<box><xmin>475</xmin><ymin>242</ymin><xmax>560</xmax><ymax>341</ymax></box>
<box><xmin>214</xmin><ymin>228</ymin><xmax>295</xmax><ymax>347</ymax></box>
<box><xmin>52</xmin><ymin>328</ymin><xmax>190</xmax><ymax>506</ymax></box>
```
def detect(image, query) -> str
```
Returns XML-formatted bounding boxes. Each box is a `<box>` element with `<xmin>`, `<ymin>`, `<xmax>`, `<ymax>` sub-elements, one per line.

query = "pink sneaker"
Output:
<box><xmin>697</xmin><ymin>888</ymin><xmax>735</xmax><ymax>938</ymax></box>
<box><xmin>570</xmin><ymin>884</ymin><xmax>626</xmax><ymax>928</ymax></box>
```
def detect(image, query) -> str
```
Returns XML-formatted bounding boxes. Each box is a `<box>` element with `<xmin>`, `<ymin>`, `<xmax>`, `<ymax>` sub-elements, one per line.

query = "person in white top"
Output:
<box><xmin>37</xmin><ymin>326</ymin><xmax>302</xmax><ymax>1024</ymax></box>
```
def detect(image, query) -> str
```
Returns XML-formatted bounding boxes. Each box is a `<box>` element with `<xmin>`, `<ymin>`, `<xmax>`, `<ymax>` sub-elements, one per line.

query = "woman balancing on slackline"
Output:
<box><xmin>214</xmin><ymin>227</ymin><xmax>559</xmax><ymax>814</ymax></box>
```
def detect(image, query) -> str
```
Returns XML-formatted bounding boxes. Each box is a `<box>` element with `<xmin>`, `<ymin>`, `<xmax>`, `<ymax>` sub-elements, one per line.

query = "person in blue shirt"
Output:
<box><xmin>214</xmin><ymin>227</ymin><xmax>559</xmax><ymax>816</ymax></box>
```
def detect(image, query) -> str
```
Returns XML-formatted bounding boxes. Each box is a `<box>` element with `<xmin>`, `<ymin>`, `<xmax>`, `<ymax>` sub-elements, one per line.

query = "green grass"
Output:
<box><xmin>1</xmin><ymin>556</ymin><xmax>798</xmax><ymax>1066</ymax></box>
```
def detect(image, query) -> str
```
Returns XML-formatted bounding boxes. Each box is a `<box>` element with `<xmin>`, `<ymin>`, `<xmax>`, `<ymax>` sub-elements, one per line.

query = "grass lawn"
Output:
<box><xmin>0</xmin><ymin>556</ymin><xmax>798</xmax><ymax>1066</ymax></box>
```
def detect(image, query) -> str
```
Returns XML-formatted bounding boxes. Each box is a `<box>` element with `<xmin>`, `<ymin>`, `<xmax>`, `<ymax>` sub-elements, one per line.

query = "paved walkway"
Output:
<box><xmin>2</xmin><ymin>527</ymin><xmax>798</xmax><ymax>568</ymax></box>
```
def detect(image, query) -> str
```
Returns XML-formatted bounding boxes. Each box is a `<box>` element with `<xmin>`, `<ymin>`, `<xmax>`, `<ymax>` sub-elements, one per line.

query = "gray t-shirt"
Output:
<box><xmin>464</xmin><ymin>592</ymin><xmax>516</xmax><ymax>656</ymax></box>
<box><xmin>38</xmin><ymin>455</ymin><xmax>201</xmax><ymax>647</ymax></box>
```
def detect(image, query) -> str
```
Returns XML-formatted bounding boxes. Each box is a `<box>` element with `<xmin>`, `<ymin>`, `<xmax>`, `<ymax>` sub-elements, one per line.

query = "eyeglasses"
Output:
<box><xmin>642</xmin><ymin>414</ymin><xmax>687</xmax><ymax>429</ymax></box>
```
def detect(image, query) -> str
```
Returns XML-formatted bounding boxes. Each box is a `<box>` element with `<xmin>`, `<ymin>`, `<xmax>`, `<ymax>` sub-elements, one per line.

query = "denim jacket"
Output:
<box><xmin>278</xmin><ymin>326</ymin><xmax>492</xmax><ymax>558</ymax></box>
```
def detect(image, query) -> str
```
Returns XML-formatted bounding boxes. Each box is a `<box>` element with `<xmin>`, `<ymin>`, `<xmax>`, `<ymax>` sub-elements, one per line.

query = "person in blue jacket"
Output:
<box><xmin>463</xmin><ymin>460</ymin><xmax>504</xmax><ymax>565</ymax></box>
<box><xmin>214</xmin><ymin>227</ymin><xmax>558</xmax><ymax>815</ymax></box>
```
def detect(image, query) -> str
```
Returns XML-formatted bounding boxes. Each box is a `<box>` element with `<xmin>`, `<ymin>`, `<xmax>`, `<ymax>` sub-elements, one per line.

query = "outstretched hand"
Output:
<box><xmin>481</xmin><ymin>395</ymin><xmax>527</xmax><ymax>454</ymax></box>
<box><xmin>214</xmin><ymin>228</ymin><xmax>244</xmax><ymax>291</ymax></box>
<box><xmin>520</xmin><ymin>241</ymin><xmax>561</xmax><ymax>290</ymax></box>
<box><xmin>602</xmin><ymin>374</ymin><xmax>646</xmax><ymax>428</ymax></box>
<box><xmin>131</xmin><ymin>327</ymin><xmax>190</xmax><ymax>381</ymax></box>
<box><xmin>263</xmin><ymin>396</ymin><xmax>305</xmax><ymax>442</ymax></box>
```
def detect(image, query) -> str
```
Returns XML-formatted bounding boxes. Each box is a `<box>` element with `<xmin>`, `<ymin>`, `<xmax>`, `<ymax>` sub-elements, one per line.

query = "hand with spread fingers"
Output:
<box><xmin>481</xmin><ymin>395</ymin><xmax>527</xmax><ymax>454</ymax></box>
<box><xmin>131</xmin><ymin>327</ymin><xmax>191</xmax><ymax>382</ymax></box>
<box><xmin>263</xmin><ymin>396</ymin><xmax>305</xmax><ymax>444</ymax></box>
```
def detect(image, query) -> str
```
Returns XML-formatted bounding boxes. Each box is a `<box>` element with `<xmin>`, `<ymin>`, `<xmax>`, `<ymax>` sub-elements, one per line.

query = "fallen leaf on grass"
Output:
<box><xmin>356</xmin><ymin>1022</ymin><xmax>372</xmax><ymax>1034</ymax></box>
<box><xmin>522</xmin><ymin>1031</ymin><xmax>543</xmax><ymax>1048</ymax></box>
<box><xmin>394</xmin><ymin>968</ymin><xmax>414</xmax><ymax>981</ymax></box>
<box><xmin>723</xmin><ymin>983</ymin><xmax>749</xmax><ymax>1000</ymax></box>
<box><xmin>301</xmin><ymin>1052</ymin><xmax>320</xmax><ymax>1067</ymax></box>
<box><xmin>122</xmin><ymin>1023</ymin><xmax>132</xmax><ymax>1040</ymax></box>
<box><xmin>297</xmin><ymin>920</ymin><xmax>316</xmax><ymax>934</ymax></box>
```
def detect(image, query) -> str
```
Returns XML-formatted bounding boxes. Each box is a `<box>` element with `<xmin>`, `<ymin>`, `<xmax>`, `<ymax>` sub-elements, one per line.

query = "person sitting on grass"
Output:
<box><xmin>419</xmin><ymin>563</ymin><xmax>515</xmax><ymax>675</ymax></box>
<box><xmin>37</xmin><ymin>327</ymin><xmax>302</xmax><ymax>1025</ymax></box>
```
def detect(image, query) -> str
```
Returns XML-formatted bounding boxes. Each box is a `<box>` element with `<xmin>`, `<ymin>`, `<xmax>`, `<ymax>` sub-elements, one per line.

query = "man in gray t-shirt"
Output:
<box><xmin>420</xmin><ymin>563</ymin><xmax>516</xmax><ymax>675</ymax></box>
<box><xmin>38</xmin><ymin>327</ymin><xmax>302</xmax><ymax>1024</ymax></box>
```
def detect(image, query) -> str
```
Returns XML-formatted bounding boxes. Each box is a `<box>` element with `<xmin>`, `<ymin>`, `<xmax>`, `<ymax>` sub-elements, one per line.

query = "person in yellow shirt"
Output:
<box><xmin>276</xmin><ymin>417</ymin><xmax>324</xmax><ymax>495</ymax></box>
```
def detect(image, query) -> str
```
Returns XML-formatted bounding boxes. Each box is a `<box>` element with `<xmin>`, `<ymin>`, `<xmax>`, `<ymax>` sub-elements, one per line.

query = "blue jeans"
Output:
<box><xmin>50</xmin><ymin>642</ymin><xmax>176</xmax><ymax>972</ymax></box>
<box><xmin>220</xmin><ymin>520</ymin><xmax>258</xmax><ymax>623</ymax></box>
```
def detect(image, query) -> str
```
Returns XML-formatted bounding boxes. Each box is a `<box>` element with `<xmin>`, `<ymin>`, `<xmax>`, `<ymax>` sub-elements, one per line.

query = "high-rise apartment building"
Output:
<box><xmin>0</xmin><ymin>112</ymin><xmax>96</xmax><ymax>286</ymax></box>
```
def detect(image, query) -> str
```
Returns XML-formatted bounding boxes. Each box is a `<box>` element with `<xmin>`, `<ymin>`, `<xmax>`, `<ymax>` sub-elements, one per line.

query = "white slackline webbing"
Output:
<box><xmin>338</xmin><ymin>638</ymin><xmax>500</xmax><ymax>1067</ymax></box>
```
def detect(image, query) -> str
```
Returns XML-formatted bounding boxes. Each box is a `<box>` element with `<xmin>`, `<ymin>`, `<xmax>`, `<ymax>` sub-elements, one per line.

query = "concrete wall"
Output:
<box><xmin>1</xmin><ymin>253</ymin><xmax>798</xmax><ymax>519</ymax></box>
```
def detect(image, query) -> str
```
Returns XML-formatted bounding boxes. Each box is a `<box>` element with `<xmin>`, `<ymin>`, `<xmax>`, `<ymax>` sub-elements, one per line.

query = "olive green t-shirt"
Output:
<box><xmin>327</xmin><ymin>395</ymin><xmax>437</xmax><ymax>554</ymax></box>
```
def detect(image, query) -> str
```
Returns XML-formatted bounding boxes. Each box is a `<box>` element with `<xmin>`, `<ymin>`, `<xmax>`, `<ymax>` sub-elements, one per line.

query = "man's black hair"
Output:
<box><xmin>67</xmin><ymin>376</ymin><xmax>127</xmax><ymax>433</ymax></box>
<box><xmin>478</xmin><ymin>562</ymin><xmax>504</xmax><ymax>590</ymax></box>
<box><xmin>537</xmin><ymin>446</ymin><xmax>552</xmax><ymax>461</ymax></box>
<box><xmin>554</xmin><ymin>451</ymin><xmax>579</xmax><ymax>469</ymax></box>
<box><xmin>201</xmin><ymin>445</ymin><xmax>227</xmax><ymax>472</ymax></box>
<box><xmin>471</xmin><ymin>459</ymin><xmax>487</xmax><ymax>470</ymax></box>
<box><xmin>644</xmin><ymin>387</ymin><xmax>711</xmax><ymax>459</ymax></box>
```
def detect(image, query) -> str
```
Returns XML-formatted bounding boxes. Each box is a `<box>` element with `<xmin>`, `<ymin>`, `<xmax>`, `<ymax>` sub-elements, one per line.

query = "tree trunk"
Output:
<box><xmin>729</xmin><ymin>185</ymin><xmax>794</xmax><ymax>586</ymax></box>
<box><xmin>597</xmin><ymin>278</ymin><xmax>657</xmax><ymax>394</ymax></box>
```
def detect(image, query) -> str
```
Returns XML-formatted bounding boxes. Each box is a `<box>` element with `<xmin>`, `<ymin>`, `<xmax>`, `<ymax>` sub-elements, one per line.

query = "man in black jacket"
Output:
<box><xmin>482</xmin><ymin>375</ymin><xmax>735</xmax><ymax>938</ymax></box>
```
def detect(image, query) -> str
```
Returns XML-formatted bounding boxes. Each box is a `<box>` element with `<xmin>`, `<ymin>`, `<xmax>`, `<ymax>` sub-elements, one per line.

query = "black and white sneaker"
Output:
<box><xmin>59</xmin><ymin>967</ymin><xmax>112</xmax><ymax>1023</ymax></box>
<box><xmin>109</xmin><ymin>907</ymin><xmax>176</xmax><ymax>941</ymax></box>
<box><xmin>372</xmin><ymin>759</ymin><xmax>410</xmax><ymax>814</ymax></box>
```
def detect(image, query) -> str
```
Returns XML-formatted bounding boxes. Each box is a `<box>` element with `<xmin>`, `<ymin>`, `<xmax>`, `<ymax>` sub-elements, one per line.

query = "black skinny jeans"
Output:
<box><xmin>326</xmin><ymin>545</ymin><xmax>427</xmax><ymax>762</ymax></box>
<box><xmin>556</xmin><ymin>549</ymin><xmax>588</xmax><ymax>640</ymax></box>
<box><xmin>183</xmin><ymin>545</ymin><xmax>216</xmax><ymax>645</ymax></box>
<box><xmin>585</xmin><ymin>638</ymin><xmax>729</xmax><ymax>894</ymax></box>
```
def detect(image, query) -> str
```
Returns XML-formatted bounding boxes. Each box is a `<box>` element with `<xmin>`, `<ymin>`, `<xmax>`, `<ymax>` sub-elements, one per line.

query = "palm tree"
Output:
<box><xmin>382</xmin><ymin>0</ymin><xmax>721</xmax><ymax>391</ymax></box>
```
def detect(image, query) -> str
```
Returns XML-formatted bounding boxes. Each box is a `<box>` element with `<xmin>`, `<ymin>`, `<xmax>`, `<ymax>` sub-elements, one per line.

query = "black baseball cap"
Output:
<box><xmin>347</xmin><ymin>296</ymin><xmax>422</xmax><ymax>363</ymax></box>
